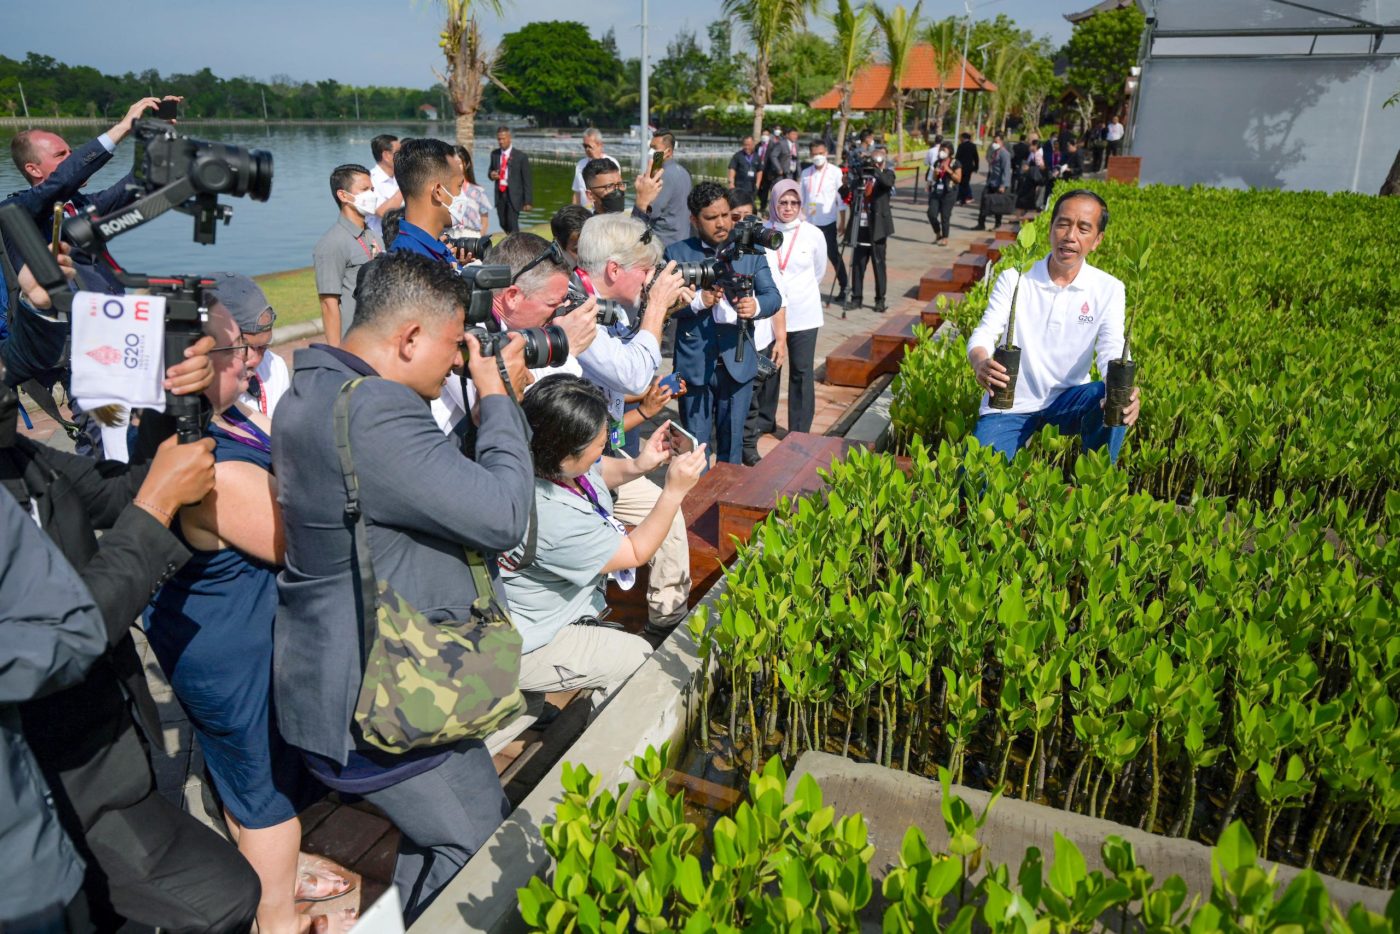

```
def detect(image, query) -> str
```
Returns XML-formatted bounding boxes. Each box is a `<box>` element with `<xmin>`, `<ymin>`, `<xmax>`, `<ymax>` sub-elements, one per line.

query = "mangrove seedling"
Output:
<box><xmin>989</xmin><ymin>222</ymin><xmax>1040</xmax><ymax>410</ymax></box>
<box><xmin>1104</xmin><ymin>230</ymin><xmax>1151</xmax><ymax>427</ymax></box>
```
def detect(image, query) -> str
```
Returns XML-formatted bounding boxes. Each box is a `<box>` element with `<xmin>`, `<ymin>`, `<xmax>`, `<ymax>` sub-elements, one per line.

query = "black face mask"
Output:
<box><xmin>0</xmin><ymin>383</ymin><xmax>18</xmax><ymax>449</ymax></box>
<box><xmin>599</xmin><ymin>189</ymin><xmax>627</xmax><ymax>214</ymax></box>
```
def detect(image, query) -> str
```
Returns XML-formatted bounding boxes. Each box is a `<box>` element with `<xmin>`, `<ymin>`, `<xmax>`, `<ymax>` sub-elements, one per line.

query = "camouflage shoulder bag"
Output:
<box><xmin>334</xmin><ymin>377</ymin><xmax>526</xmax><ymax>754</ymax></box>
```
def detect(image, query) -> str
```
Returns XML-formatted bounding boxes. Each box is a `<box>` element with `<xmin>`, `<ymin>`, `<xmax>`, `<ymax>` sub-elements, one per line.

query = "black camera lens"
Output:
<box><xmin>674</xmin><ymin>260</ymin><xmax>719</xmax><ymax>290</ymax></box>
<box><xmin>188</xmin><ymin>141</ymin><xmax>273</xmax><ymax>202</ymax></box>
<box><xmin>519</xmin><ymin>325</ymin><xmax>569</xmax><ymax>369</ymax></box>
<box><xmin>753</xmin><ymin>227</ymin><xmax>783</xmax><ymax>250</ymax></box>
<box><xmin>448</xmin><ymin>235</ymin><xmax>491</xmax><ymax>257</ymax></box>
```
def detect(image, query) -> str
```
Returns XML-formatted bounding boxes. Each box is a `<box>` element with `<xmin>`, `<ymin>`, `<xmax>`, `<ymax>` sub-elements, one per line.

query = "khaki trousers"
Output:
<box><xmin>608</xmin><ymin>475</ymin><xmax>691</xmax><ymax>628</ymax></box>
<box><xmin>485</xmin><ymin>623</ymin><xmax>652</xmax><ymax>755</ymax></box>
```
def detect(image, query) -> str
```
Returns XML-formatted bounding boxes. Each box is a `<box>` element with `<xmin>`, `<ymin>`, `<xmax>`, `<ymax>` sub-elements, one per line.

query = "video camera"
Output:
<box><xmin>668</xmin><ymin>215</ymin><xmax>782</xmax><ymax>363</ymax></box>
<box><xmin>0</xmin><ymin>118</ymin><xmax>275</xmax><ymax>443</ymax></box>
<box><xmin>459</xmin><ymin>263</ymin><xmax>570</xmax><ymax>370</ymax></box>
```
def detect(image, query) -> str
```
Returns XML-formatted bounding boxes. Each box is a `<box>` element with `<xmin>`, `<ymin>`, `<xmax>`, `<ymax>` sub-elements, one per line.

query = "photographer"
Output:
<box><xmin>728</xmin><ymin>189</ymin><xmax>789</xmax><ymax>466</ymax></box>
<box><xmin>664</xmin><ymin>182</ymin><xmax>782</xmax><ymax>464</ymax></box>
<box><xmin>1</xmin><ymin>492</ymin><xmax>104</xmax><ymax>932</ymax></box>
<box><xmin>387</xmin><ymin>137</ymin><xmax>473</xmax><ymax>268</ymax></box>
<box><xmin>967</xmin><ymin>190</ymin><xmax>1139</xmax><ymax>463</ymax></box>
<box><xmin>272</xmin><ymin>251</ymin><xmax>534</xmax><ymax>923</ymax></box>
<box><xmin>843</xmin><ymin>146</ymin><xmax>896</xmax><ymax>314</ymax></box>
<box><xmin>1</xmin><ymin>268</ymin><xmax>262</xmax><ymax>932</ymax></box>
<box><xmin>491</xmin><ymin>375</ymin><xmax>707</xmax><ymax>751</ymax></box>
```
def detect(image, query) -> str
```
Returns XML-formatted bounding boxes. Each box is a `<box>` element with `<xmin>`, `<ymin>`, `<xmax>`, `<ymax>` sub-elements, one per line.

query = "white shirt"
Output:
<box><xmin>573</xmin><ymin>154</ymin><xmax>620</xmax><ymax>198</ymax></box>
<box><xmin>431</xmin><ymin>357</ymin><xmax>586</xmax><ymax>435</ymax></box>
<box><xmin>367</xmin><ymin>164</ymin><xmax>399</xmax><ymax>238</ymax></box>
<box><xmin>1107</xmin><ymin>121</ymin><xmax>1125</xmax><ymax>142</ymax></box>
<box><xmin>967</xmin><ymin>257</ymin><xmax>1125</xmax><ymax>416</ymax></box>
<box><xmin>577</xmin><ymin>311</ymin><xmax>662</xmax><ymax>420</ymax></box>
<box><xmin>799</xmin><ymin>164</ymin><xmax>843</xmax><ymax>226</ymax></box>
<box><xmin>765</xmin><ymin>221</ymin><xmax>827</xmax><ymax>333</ymax></box>
<box><xmin>753</xmin><ymin>249</ymin><xmax>789</xmax><ymax>351</ymax></box>
<box><xmin>238</xmin><ymin>347</ymin><xmax>291</xmax><ymax>417</ymax></box>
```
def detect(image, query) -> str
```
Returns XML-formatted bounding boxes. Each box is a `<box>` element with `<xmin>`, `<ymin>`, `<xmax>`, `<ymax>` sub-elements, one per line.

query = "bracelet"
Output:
<box><xmin>134</xmin><ymin>498</ymin><xmax>174</xmax><ymax>524</ymax></box>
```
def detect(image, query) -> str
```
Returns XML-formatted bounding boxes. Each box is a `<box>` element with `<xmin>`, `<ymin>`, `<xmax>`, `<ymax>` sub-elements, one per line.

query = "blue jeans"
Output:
<box><xmin>972</xmin><ymin>381</ymin><xmax>1126</xmax><ymax>463</ymax></box>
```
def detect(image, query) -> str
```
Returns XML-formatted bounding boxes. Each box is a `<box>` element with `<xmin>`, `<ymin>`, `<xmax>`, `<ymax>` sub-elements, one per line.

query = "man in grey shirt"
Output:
<box><xmin>313</xmin><ymin>163</ymin><xmax>384</xmax><ymax>345</ymax></box>
<box><xmin>646</xmin><ymin>131</ymin><xmax>693</xmax><ymax>247</ymax></box>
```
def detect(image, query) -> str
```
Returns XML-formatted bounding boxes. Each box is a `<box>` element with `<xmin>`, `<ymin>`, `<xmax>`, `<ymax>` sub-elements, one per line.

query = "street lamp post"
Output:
<box><xmin>639</xmin><ymin>0</ymin><xmax>650</xmax><ymax>159</ymax></box>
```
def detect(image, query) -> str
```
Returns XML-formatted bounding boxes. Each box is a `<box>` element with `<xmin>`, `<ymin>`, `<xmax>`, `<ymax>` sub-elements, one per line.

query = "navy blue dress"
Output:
<box><xmin>144</xmin><ymin>416</ymin><xmax>318</xmax><ymax>828</ymax></box>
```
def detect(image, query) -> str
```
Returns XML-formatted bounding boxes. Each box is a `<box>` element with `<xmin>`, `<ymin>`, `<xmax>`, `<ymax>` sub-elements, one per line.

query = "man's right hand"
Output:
<box><xmin>697</xmin><ymin>285</ymin><xmax>723</xmax><ymax>310</ymax></box>
<box><xmin>973</xmin><ymin>353</ymin><xmax>1010</xmax><ymax>391</ymax></box>
<box><xmin>634</xmin><ymin>171</ymin><xmax>662</xmax><ymax>212</ymax></box>
<box><xmin>137</xmin><ymin>434</ymin><xmax>217</xmax><ymax>525</ymax></box>
<box><xmin>555</xmin><ymin>298</ymin><xmax>599</xmax><ymax>356</ymax></box>
<box><xmin>645</xmin><ymin>262</ymin><xmax>686</xmax><ymax>318</ymax></box>
<box><xmin>109</xmin><ymin>96</ymin><xmax>180</xmax><ymax>143</ymax></box>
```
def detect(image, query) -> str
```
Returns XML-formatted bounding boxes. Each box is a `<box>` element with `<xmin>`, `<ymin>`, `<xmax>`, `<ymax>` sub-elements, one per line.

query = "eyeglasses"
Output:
<box><xmin>209</xmin><ymin>343</ymin><xmax>253</xmax><ymax>359</ymax></box>
<box><xmin>588</xmin><ymin>180</ymin><xmax>626</xmax><ymax>195</ymax></box>
<box><xmin>511</xmin><ymin>240</ymin><xmax>568</xmax><ymax>284</ymax></box>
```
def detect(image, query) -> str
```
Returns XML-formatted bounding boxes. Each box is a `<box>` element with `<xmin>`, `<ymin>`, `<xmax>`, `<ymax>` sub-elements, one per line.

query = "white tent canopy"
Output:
<box><xmin>1130</xmin><ymin>0</ymin><xmax>1400</xmax><ymax>192</ymax></box>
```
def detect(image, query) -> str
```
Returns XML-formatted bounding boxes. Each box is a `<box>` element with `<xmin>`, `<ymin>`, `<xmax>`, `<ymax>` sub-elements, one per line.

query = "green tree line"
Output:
<box><xmin>0</xmin><ymin>52</ymin><xmax>445</xmax><ymax>121</ymax></box>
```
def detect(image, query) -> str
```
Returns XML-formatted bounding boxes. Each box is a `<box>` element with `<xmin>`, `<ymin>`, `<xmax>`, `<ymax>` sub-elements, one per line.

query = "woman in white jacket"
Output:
<box><xmin>765</xmin><ymin>178</ymin><xmax>828</xmax><ymax>433</ymax></box>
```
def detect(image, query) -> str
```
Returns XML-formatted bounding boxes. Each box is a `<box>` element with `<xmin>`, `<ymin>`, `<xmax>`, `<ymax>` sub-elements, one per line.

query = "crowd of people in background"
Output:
<box><xmin>0</xmin><ymin>93</ymin><xmax>1130</xmax><ymax>932</ymax></box>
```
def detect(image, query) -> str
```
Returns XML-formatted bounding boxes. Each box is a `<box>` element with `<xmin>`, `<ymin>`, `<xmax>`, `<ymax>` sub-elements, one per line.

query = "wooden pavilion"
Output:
<box><xmin>810</xmin><ymin>45</ymin><xmax>997</xmax><ymax>131</ymax></box>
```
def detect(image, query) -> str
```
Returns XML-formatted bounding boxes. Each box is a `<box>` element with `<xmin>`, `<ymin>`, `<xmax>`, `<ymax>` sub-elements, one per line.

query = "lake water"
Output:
<box><xmin>0</xmin><ymin>123</ymin><xmax>729</xmax><ymax>277</ymax></box>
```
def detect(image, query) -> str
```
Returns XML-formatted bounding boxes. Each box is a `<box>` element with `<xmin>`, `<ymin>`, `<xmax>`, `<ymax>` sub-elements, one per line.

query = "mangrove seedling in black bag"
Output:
<box><xmin>989</xmin><ymin>223</ymin><xmax>1039</xmax><ymax>411</ymax></box>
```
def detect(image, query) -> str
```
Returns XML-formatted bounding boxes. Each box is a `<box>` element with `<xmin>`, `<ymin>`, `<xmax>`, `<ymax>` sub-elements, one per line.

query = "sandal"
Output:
<box><xmin>310</xmin><ymin>909</ymin><xmax>359</xmax><ymax>933</ymax></box>
<box><xmin>296</xmin><ymin>855</ymin><xmax>356</xmax><ymax>903</ymax></box>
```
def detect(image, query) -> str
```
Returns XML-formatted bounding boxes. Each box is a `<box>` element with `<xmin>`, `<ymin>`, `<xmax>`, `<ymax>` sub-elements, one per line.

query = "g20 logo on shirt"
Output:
<box><xmin>1077</xmin><ymin>301</ymin><xmax>1095</xmax><ymax>324</ymax></box>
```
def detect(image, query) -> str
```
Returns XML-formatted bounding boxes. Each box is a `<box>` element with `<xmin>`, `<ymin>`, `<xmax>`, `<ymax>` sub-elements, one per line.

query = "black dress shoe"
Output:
<box><xmin>845</xmin><ymin>297</ymin><xmax>862</xmax><ymax>310</ymax></box>
<box><xmin>742</xmin><ymin>451</ymin><xmax>761</xmax><ymax>467</ymax></box>
<box><xmin>873</xmin><ymin>300</ymin><xmax>887</xmax><ymax>314</ymax></box>
<box><xmin>769</xmin><ymin>427</ymin><xmax>790</xmax><ymax>441</ymax></box>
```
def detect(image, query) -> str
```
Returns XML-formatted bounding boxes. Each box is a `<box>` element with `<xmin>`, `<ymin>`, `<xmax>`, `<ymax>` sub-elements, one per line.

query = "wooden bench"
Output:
<box><xmin>917</xmin><ymin>266</ymin><xmax>964</xmax><ymax>301</ymax></box>
<box><xmin>952</xmin><ymin>251</ymin><xmax>989</xmax><ymax>286</ymax></box>
<box><xmin>871</xmin><ymin>313</ymin><xmax>926</xmax><ymax>358</ymax></box>
<box><xmin>824</xmin><ymin>333</ymin><xmax>904</xmax><ymax>388</ymax></box>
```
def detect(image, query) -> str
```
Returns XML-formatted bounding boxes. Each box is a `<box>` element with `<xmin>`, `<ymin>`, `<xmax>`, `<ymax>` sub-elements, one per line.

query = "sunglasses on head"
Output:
<box><xmin>511</xmin><ymin>240</ymin><xmax>569</xmax><ymax>284</ymax></box>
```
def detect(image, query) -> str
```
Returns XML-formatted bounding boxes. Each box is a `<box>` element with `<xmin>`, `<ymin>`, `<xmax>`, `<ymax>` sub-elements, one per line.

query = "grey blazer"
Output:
<box><xmin>271</xmin><ymin>346</ymin><xmax>533</xmax><ymax>763</ymax></box>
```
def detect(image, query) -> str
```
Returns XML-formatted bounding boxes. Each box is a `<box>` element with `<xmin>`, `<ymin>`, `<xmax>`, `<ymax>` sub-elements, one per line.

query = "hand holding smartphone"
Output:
<box><xmin>657</xmin><ymin>373</ymin><xmax>686</xmax><ymax>396</ymax></box>
<box><xmin>154</xmin><ymin>99</ymin><xmax>179</xmax><ymax>121</ymax></box>
<box><xmin>650</xmin><ymin>150</ymin><xmax>665</xmax><ymax>177</ymax></box>
<box><xmin>666</xmin><ymin>421</ymin><xmax>699</xmax><ymax>456</ymax></box>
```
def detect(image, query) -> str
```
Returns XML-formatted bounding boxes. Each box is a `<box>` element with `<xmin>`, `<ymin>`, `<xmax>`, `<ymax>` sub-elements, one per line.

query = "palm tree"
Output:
<box><xmin>924</xmin><ymin>19</ymin><xmax>961</xmax><ymax>136</ymax></box>
<box><xmin>828</xmin><ymin>0</ymin><xmax>876</xmax><ymax>159</ymax></box>
<box><xmin>723</xmin><ymin>0</ymin><xmax>820</xmax><ymax>139</ymax></box>
<box><xmin>872</xmin><ymin>1</ymin><xmax>922</xmax><ymax>165</ymax></box>
<box><xmin>983</xmin><ymin>43</ymin><xmax>1029</xmax><ymax>137</ymax></box>
<box><xmin>434</xmin><ymin>0</ymin><xmax>508</xmax><ymax>149</ymax></box>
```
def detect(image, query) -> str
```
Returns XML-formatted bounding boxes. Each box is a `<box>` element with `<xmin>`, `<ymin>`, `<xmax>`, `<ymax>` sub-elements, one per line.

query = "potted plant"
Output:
<box><xmin>989</xmin><ymin>223</ymin><xmax>1040</xmax><ymax>410</ymax></box>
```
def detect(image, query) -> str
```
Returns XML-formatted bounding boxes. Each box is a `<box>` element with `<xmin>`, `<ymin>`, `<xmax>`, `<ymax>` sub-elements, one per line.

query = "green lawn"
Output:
<box><xmin>256</xmin><ymin>267</ymin><xmax>321</xmax><ymax>329</ymax></box>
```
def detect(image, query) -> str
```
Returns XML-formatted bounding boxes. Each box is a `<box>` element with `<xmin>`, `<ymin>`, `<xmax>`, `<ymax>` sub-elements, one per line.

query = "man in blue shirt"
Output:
<box><xmin>664</xmin><ymin>182</ymin><xmax>782</xmax><ymax>464</ymax></box>
<box><xmin>387</xmin><ymin>137</ymin><xmax>466</xmax><ymax>268</ymax></box>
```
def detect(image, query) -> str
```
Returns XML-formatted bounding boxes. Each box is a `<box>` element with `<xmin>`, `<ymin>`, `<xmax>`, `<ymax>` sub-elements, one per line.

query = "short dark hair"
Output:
<box><xmin>523</xmin><ymin>374</ymin><xmax>609</xmax><ymax>480</ymax></box>
<box><xmin>860</xmin><ymin>129</ymin><xmax>873</xmax><ymax>139</ymax></box>
<box><xmin>1050</xmin><ymin>189</ymin><xmax>1110</xmax><ymax>232</ymax></box>
<box><xmin>371</xmin><ymin>134</ymin><xmax>398</xmax><ymax>163</ymax></box>
<box><xmin>329</xmin><ymin>163</ymin><xmax>370</xmax><ymax>209</ymax></box>
<box><xmin>727</xmin><ymin>188</ymin><xmax>755</xmax><ymax>211</ymax></box>
<box><xmin>687</xmin><ymin>180</ymin><xmax>730</xmax><ymax>217</ymax></box>
<box><xmin>348</xmin><ymin>251</ymin><xmax>469</xmax><ymax>336</ymax></box>
<box><xmin>9</xmin><ymin>129</ymin><xmax>43</xmax><ymax>176</ymax></box>
<box><xmin>550</xmin><ymin>204</ymin><xmax>591</xmax><ymax>248</ymax></box>
<box><xmin>581</xmin><ymin>157</ymin><xmax>620</xmax><ymax>188</ymax></box>
<box><xmin>495</xmin><ymin>125</ymin><xmax>511</xmax><ymax>136</ymax></box>
<box><xmin>651</xmin><ymin>130</ymin><xmax>676</xmax><ymax>152</ymax></box>
<box><xmin>810</xmin><ymin>140</ymin><xmax>827</xmax><ymax>152</ymax></box>
<box><xmin>485</xmin><ymin>232</ymin><xmax>568</xmax><ymax>296</ymax></box>
<box><xmin>961</xmin><ymin>132</ymin><xmax>972</xmax><ymax>140</ymax></box>
<box><xmin>394</xmin><ymin>137</ymin><xmax>456</xmax><ymax>198</ymax></box>
<box><xmin>453</xmin><ymin>144</ymin><xmax>477</xmax><ymax>185</ymax></box>
<box><xmin>382</xmin><ymin>207</ymin><xmax>405</xmax><ymax>248</ymax></box>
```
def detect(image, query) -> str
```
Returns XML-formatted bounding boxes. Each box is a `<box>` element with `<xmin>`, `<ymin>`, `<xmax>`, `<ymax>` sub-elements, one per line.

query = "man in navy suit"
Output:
<box><xmin>664</xmin><ymin>181</ymin><xmax>782</xmax><ymax>464</ymax></box>
<box><xmin>487</xmin><ymin>125</ymin><xmax>533</xmax><ymax>234</ymax></box>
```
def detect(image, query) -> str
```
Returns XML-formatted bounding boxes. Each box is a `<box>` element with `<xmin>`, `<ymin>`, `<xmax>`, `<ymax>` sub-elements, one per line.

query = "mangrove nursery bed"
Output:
<box><xmin>692</xmin><ymin>440</ymin><xmax>1399</xmax><ymax>890</ymax></box>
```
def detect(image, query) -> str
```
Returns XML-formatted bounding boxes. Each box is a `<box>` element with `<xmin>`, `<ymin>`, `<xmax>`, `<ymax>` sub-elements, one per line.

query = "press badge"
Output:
<box><xmin>603</xmin><ymin>513</ymin><xmax>636</xmax><ymax>590</ymax></box>
<box><xmin>609</xmin><ymin>419</ymin><xmax>625</xmax><ymax>450</ymax></box>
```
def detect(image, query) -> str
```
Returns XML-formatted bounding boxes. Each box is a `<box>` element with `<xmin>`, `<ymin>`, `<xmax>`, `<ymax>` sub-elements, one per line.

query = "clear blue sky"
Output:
<box><xmin>0</xmin><ymin>0</ymin><xmax>1078</xmax><ymax>88</ymax></box>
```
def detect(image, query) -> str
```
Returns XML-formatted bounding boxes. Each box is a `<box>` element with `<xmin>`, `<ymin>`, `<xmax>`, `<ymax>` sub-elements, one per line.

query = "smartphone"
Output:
<box><xmin>154</xmin><ymin>99</ymin><xmax>178</xmax><ymax>121</ymax></box>
<box><xmin>667</xmin><ymin>422</ymin><xmax>699</xmax><ymax>456</ymax></box>
<box><xmin>50</xmin><ymin>203</ymin><xmax>63</xmax><ymax>256</ymax></box>
<box><xmin>658</xmin><ymin>373</ymin><xmax>685</xmax><ymax>396</ymax></box>
<box><xmin>650</xmin><ymin>150</ymin><xmax>664</xmax><ymax>177</ymax></box>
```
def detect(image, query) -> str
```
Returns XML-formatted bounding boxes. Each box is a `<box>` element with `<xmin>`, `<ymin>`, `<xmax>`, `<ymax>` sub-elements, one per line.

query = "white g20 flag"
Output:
<box><xmin>70</xmin><ymin>291</ymin><xmax>168</xmax><ymax>413</ymax></box>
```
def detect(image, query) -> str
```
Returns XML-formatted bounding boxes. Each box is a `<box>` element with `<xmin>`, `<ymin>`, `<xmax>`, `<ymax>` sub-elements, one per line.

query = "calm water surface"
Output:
<box><xmin>0</xmin><ymin>123</ymin><xmax>727</xmax><ymax>276</ymax></box>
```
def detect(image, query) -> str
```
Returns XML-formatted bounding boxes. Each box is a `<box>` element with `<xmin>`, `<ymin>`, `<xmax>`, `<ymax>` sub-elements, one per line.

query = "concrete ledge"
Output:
<box><xmin>790</xmin><ymin>752</ymin><xmax>1390</xmax><ymax>916</ymax></box>
<box><xmin>409</xmin><ymin>571</ymin><xmax>733</xmax><ymax>932</ymax></box>
<box><xmin>271</xmin><ymin>318</ymin><xmax>324</xmax><ymax>346</ymax></box>
<box><xmin>844</xmin><ymin>387</ymin><xmax>895</xmax><ymax>452</ymax></box>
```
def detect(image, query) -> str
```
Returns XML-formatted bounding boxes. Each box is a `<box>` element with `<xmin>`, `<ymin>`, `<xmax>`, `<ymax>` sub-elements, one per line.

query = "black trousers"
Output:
<box><xmin>743</xmin><ymin>345</ymin><xmax>780</xmax><ymax>463</ymax></box>
<box><xmin>927</xmin><ymin>189</ymin><xmax>955</xmax><ymax>239</ymax></box>
<box><xmin>977</xmin><ymin>187</ymin><xmax>1005</xmax><ymax>227</ymax></box>
<box><xmin>78</xmin><ymin>786</ymin><xmax>260</xmax><ymax>933</ymax></box>
<box><xmin>850</xmin><ymin>237</ymin><xmax>888</xmax><ymax>302</ymax></box>
<box><xmin>957</xmin><ymin>175</ymin><xmax>974</xmax><ymax>203</ymax></box>
<box><xmin>785</xmin><ymin>328</ymin><xmax>819</xmax><ymax>434</ymax></box>
<box><xmin>816</xmin><ymin>222</ymin><xmax>848</xmax><ymax>291</ymax></box>
<box><xmin>496</xmin><ymin>195</ymin><xmax>520</xmax><ymax>233</ymax></box>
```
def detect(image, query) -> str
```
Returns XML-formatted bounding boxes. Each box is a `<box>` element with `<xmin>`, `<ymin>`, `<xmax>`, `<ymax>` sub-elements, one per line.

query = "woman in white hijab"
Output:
<box><xmin>765</xmin><ymin>178</ymin><xmax>828</xmax><ymax>433</ymax></box>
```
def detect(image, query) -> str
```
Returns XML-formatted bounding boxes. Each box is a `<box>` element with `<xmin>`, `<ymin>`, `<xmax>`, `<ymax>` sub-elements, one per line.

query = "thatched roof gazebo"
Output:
<box><xmin>811</xmin><ymin>45</ymin><xmax>997</xmax><ymax>129</ymax></box>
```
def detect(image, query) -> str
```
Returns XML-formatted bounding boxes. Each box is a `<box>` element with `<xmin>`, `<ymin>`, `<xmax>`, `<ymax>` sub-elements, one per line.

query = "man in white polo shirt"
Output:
<box><xmin>366</xmin><ymin>134</ymin><xmax>403</xmax><ymax>239</ymax></box>
<box><xmin>799</xmin><ymin>140</ymin><xmax>848</xmax><ymax>305</ymax></box>
<box><xmin>967</xmin><ymin>189</ymin><xmax>1140</xmax><ymax>463</ymax></box>
<box><xmin>572</xmin><ymin>128</ymin><xmax>619</xmax><ymax>205</ymax></box>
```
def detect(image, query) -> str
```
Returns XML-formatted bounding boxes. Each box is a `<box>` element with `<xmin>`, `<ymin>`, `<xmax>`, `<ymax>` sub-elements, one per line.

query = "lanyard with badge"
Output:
<box><xmin>804</xmin><ymin>166</ymin><xmax>828</xmax><ymax>218</ymax></box>
<box><xmin>550</xmin><ymin>474</ymin><xmax>636</xmax><ymax>590</ymax></box>
<box><xmin>775</xmin><ymin>222</ymin><xmax>802</xmax><ymax>273</ymax></box>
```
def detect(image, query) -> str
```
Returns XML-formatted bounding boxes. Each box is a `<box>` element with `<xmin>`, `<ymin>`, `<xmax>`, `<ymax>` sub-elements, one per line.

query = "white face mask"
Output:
<box><xmin>761</xmin><ymin>135</ymin><xmax>771</xmax><ymax>144</ymax></box>
<box><xmin>941</xmin><ymin>151</ymin><xmax>951</xmax><ymax>160</ymax></box>
<box><xmin>874</xmin><ymin>155</ymin><xmax>886</xmax><ymax>165</ymax></box>
<box><xmin>349</xmin><ymin>189</ymin><xmax>378</xmax><ymax>216</ymax></box>
<box><xmin>811</xmin><ymin>154</ymin><xmax>828</xmax><ymax>168</ymax></box>
<box><xmin>447</xmin><ymin>191</ymin><xmax>473</xmax><ymax>228</ymax></box>
<box><xmin>991</xmin><ymin>142</ymin><xmax>1001</xmax><ymax>150</ymax></box>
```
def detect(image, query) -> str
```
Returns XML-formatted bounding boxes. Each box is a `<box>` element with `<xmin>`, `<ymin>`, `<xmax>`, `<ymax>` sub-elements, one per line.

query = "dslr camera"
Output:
<box><xmin>669</xmin><ymin>215</ymin><xmax>783</xmax><ymax>293</ymax></box>
<box><xmin>0</xmin><ymin>117</ymin><xmax>275</xmax><ymax>442</ymax></box>
<box><xmin>445</xmin><ymin>232</ymin><xmax>492</xmax><ymax>259</ymax></box>
<box><xmin>460</xmin><ymin>263</ymin><xmax>570</xmax><ymax>369</ymax></box>
<box><xmin>556</xmin><ymin>296</ymin><xmax>625</xmax><ymax>328</ymax></box>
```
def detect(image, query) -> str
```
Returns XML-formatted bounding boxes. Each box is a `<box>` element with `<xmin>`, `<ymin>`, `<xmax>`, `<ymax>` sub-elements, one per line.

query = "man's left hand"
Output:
<box><xmin>735</xmin><ymin>296</ymin><xmax>759</xmax><ymax>320</ymax></box>
<box><xmin>522</xmin><ymin>203</ymin><xmax>533</xmax><ymax>213</ymax></box>
<box><xmin>555</xmin><ymin>297</ymin><xmax>599</xmax><ymax>356</ymax></box>
<box><xmin>164</xmin><ymin>335</ymin><xmax>216</xmax><ymax>396</ymax></box>
<box><xmin>1121</xmin><ymin>386</ymin><xmax>1141</xmax><ymax>427</ymax></box>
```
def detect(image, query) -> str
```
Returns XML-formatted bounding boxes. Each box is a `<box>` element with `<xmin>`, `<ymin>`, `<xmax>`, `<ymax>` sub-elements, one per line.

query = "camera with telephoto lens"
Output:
<box><xmin>728</xmin><ymin>214</ymin><xmax>783</xmax><ymax>252</ymax></box>
<box><xmin>673</xmin><ymin>260</ymin><xmax>719</xmax><ymax>290</ymax></box>
<box><xmin>466</xmin><ymin>325</ymin><xmax>569</xmax><ymax>369</ymax></box>
<box><xmin>445</xmin><ymin>233</ymin><xmax>492</xmax><ymax>258</ymax></box>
